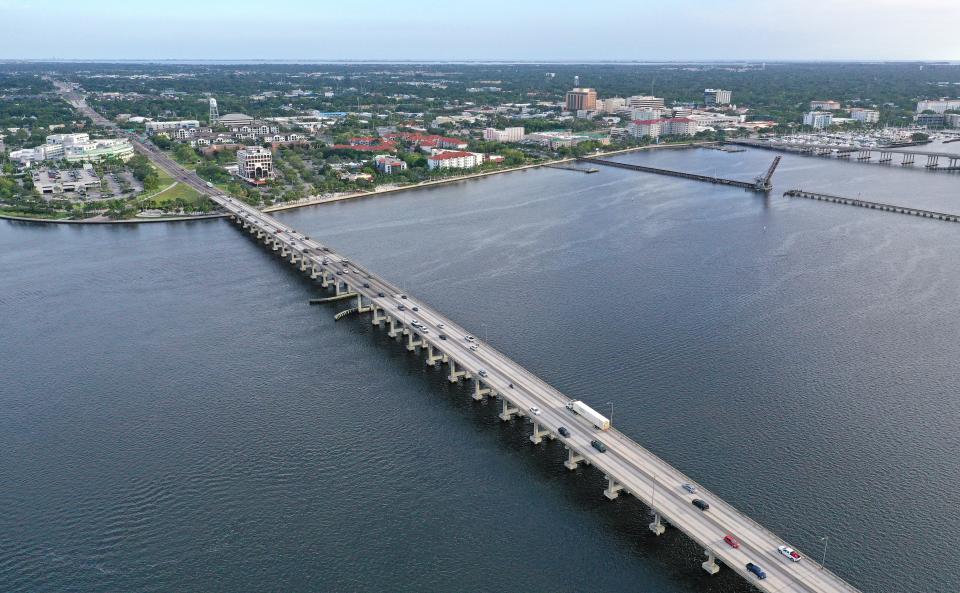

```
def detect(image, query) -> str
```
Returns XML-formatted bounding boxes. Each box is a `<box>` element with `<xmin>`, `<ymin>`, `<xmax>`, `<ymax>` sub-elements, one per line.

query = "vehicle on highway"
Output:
<box><xmin>565</xmin><ymin>400</ymin><xmax>611</xmax><ymax>431</ymax></box>
<box><xmin>778</xmin><ymin>546</ymin><xmax>802</xmax><ymax>562</ymax></box>
<box><xmin>363</xmin><ymin>282</ymin><xmax>370</xmax><ymax>288</ymax></box>
<box><xmin>745</xmin><ymin>563</ymin><xmax>767</xmax><ymax>580</ymax></box>
<box><xmin>469</xmin><ymin>345</ymin><xmax>479</xmax><ymax>352</ymax></box>
<box><xmin>439</xmin><ymin>334</ymin><xmax>447</xmax><ymax>340</ymax></box>
<box><xmin>530</xmin><ymin>406</ymin><xmax>541</xmax><ymax>415</ymax></box>
<box><xmin>478</xmin><ymin>369</ymin><xmax>487</xmax><ymax>377</ymax></box>
<box><xmin>420</xmin><ymin>328</ymin><xmax>429</xmax><ymax>334</ymax></box>
<box><xmin>682</xmin><ymin>483</ymin><xmax>697</xmax><ymax>494</ymax></box>
<box><xmin>558</xmin><ymin>427</ymin><xmax>570</xmax><ymax>437</ymax></box>
<box><xmin>400</xmin><ymin>295</ymin><xmax>407</xmax><ymax>299</ymax></box>
<box><xmin>206</xmin><ymin>181</ymin><xmax>213</xmax><ymax>188</ymax></box>
<box><xmin>465</xmin><ymin>335</ymin><xmax>475</xmax><ymax>342</ymax></box>
<box><xmin>591</xmin><ymin>440</ymin><xmax>607</xmax><ymax>452</ymax></box>
<box><xmin>437</xmin><ymin>323</ymin><xmax>445</xmax><ymax>329</ymax></box>
<box><xmin>342</xmin><ymin>268</ymin><xmax>349</xmax><ymax>273</ymax></box>
<box><xmin>397</xmin><ymin>305</ymin><xmax>405</xmax><ymax>311</ymax></box>
<box><xmin>692</xmin><ymin>499</ymin><xmax>710</xmax><ymax>511</ymax></box>
<box><xmin>724</xmin><ymin>534</ymin><xmax>740</xmax><ymax>548</ymax></box>
<box><xmin>336</xmin><ymin>271</ymin><xmax>343</xmax><ymax>276</ymax></box>
<box><xmin>412</xmin><ymin>306</ymin><xmax>419</xmax><ymax>311</ymax></box>
<box><xmin>508</xmin><ymin>383</ymin><xmax>513</xmax><ymax>388</ymax></box>
<box><xmin>377</xmin><ymin>292</ymin><xmax>385</xmax><ymax>297</ymax></box>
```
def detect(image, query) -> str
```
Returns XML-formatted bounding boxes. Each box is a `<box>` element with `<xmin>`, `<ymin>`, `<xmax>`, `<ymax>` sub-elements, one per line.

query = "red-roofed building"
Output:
<box><xmin>373</xmin><ymin>154</ymin><xmax>408</xmax><ymax>174</ymax></box>
<box><xmin>332</xmin><ymin>136</ymin><xmax>397</xmax><ymax>152</ymax></box>
<box><xmin>383</xmin><ymin>132</ymin><xmax>469</xmax><ymax>151</ymax></box>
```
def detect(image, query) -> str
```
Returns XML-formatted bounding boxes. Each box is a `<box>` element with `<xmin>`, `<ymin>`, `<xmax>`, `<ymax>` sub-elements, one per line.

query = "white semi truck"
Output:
<box><xmin>565</xmin><ymin>400</ymin><xmax>610</xmax><ymax>431</ymax></box>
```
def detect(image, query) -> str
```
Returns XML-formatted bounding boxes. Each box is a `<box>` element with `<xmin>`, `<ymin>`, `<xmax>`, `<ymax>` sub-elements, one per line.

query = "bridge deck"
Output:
<box><xmin>577</xmin><ymin>156</ymin><xmax>768</xmax><ymax>191</ymax></box>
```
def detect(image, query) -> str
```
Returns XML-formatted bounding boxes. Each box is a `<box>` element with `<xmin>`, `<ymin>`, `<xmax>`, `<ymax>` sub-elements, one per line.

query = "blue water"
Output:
<box><xmin>2</xmin><ymin>147</ymin><xmax>959</xmax><ymax>592</ymax></box>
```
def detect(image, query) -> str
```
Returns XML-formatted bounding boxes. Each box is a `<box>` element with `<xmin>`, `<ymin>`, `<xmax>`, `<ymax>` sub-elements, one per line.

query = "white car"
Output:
<box><xmin>682</xmin><ymin>483</ymin><xmax>697</xmax><ymax>494</ymax></box>
<box><xmin>778</xmin><ymin>546</ymin><xmax>802</xmax><ymax>562</ymax></box>
<box><xmin>530</xmin><ymin>406</ymin><xmax>541</xmax><ymax>415</ymax></box>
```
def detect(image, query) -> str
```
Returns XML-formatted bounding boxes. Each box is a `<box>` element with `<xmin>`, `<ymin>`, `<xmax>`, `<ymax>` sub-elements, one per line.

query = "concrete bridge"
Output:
<box><xmin>64</xmin><ymin>85</ymin><xmax>863</xmax><ymax>592</ymax></box>
<box><xmin>217</xmin><ymin>193</ymin><xmax>862</xmax><ymax>593</ymax></box>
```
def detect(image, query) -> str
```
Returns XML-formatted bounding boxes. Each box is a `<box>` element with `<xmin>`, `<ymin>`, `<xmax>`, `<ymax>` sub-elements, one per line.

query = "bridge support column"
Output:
<box><xmin>603</xmin><ymin>475</ymin><xmax>625</xmax><ymax>500</ymax></box>
<box><xmin>426</xmin><ymin>345</ymin><xmax>443</xmax><ymax>365</ymax></box>
<box><xmin>299</xmin><ymin>258</ymin><xmax>309</xmax><ymax>272</ymax></box>
<box><xmin>926</xmin><ymin>155</ymin><xmax>939</xmax><ymax>168</ymax></box>
<box><xmin>310</xmin><ymin>265</ymin><xmax>320</xmax><ymax>279</ymax></box>
<box><xmin>564</xmin><ymin>447</ymin><xmax>585</xmax><ymax>470</ymax></box>
<box><xmin>272</xmin><ymin>240</ymin><xmax>280</xmax><ymax>251</ymax></box>
<box><xmin>320</xmin><ymin>271</ymin><xmax>331</xmax><ymax>288</ymax></box>
<box><xmin>498</xmin><ymin>398</ymin><xmax>519</xmax><ymax>421</ymax></box>
<box><xmin>281</xmin><ymin>246</ymin><xmax>290</xmax><ymax>257</ymax></box>
<box><xmin>371</xmin><ymin>306</ymin><xmax>385</xmax><ymax>326</ymax></box>
<box><xmin>388</xmin><ymin>317</ymin><xmax>400</xmax><ymax>338</ymax></box>
<box><xmin>290</xmin><ymin>252</ymin><xmax>300</xmax><ymax>264</ymax></box>
<box><xmin>529</xmin><ymin>421</ymin><xmax>551</xmax><ymax>445</ymax></box>
<box><xmin>649</xmin><ymin>512</ymin><xmax>666</xmax><ymax>535</ymax></box>
<box><xmin>472</xmin><ymin>378</ymin><xmax>491</xmax><ymax>401</ymax></box>
<box><xmin>902</xmin><ymin>153</ymin><xmax>915</xmax><ymax>166</ymax></box>
<box><xmin>406</xmin><ymin>331</ymin><xmax>423</xmax><ymax>351</ymax></box>
<box><xmin>701</xmin><ymin>550</ymin><xmax>720</xmax><ymax>575</ymax></box>
<box><xmin>447</xmin><ymin>360</ymin><xmax>466</xmax><ymax>383</ymax></box>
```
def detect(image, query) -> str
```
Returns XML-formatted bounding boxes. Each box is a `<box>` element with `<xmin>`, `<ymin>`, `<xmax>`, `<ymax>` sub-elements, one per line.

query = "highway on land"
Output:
<box><xmin>62</xmin><ymin>82</ymin><xmax>864</xmax><ymax>593</ymax></box>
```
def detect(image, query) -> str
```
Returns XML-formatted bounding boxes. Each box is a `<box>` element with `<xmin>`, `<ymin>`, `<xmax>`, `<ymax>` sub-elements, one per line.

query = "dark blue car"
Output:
<box><xmin>746</xmin><ymin>562</ymin><xmax>767</xmax><ymax>580</ymax></box>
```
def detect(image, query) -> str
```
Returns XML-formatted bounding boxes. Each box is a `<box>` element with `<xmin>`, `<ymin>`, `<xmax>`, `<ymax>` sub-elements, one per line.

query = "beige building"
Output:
<box><xmin>565</xmin><ymin>88</ymin><xmax>597</xmax><ymax>112</ymax></box>
<box><xmin>236</xmin><ymin>147</ymin><xmax>273</xmax><ymax>184</ymax></box>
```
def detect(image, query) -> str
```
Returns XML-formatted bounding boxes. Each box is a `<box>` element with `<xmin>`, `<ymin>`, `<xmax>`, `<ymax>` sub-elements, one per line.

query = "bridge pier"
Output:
<box><xmin>564</xmin><ymin>447</ymin><xmax>585</xmax><ymax>470</ymax></box>
<box><xmin>426</xmin><ymin>344</ymin><xmax>443</xmax><ymax>365</ymax></box>
<box><xmin>387</xmin><ymin>317</ymin><xmax>400</xmax><ymax>338</ymax></box>
<box><xmin>498</xmin><ymin>398</ymin><xmax>519</xmax><ymax>421</ymax></box>
<box><xmin>529</xmin><ymin>421</ymin><xmax>551</xmax><ymax>445</ymax></box>
<box><xmin>857</xmin><ymin>150</ymin><xmax>871</xmax><ymax>160</ymax></box>
<box><xmin>701</xmin><ymin>550</ymin><xmax>720</xmax><ymax>575</ymax></box>
<box><xmin>406</xmin><ymin>331</ymin><xmax>423</xmax><ymax>351</ymax></box>
<box><xmin>320</xmin><ymin>271</ymin><xmax>332</xmax><ymax>288</ymax></box>
<box><xmin>950</xmin><ymin>157</ymin><xmax>960</xmax><ymax>169</ymax></box>
<box><xmin>902</xmin><ymin>153</ymin><xmax>915</xmax><ymax>166</ymax></box>
<box><xmin>299</xmin><ymin>258</ymin><xmax>309</xmax><ymax>272</ymax></box>
<box><xmin>290</xmin><ymin>251</ymin><xmax>300</xmax><ymax>264</ymax></box>
<box><xmin>447</xmin><ymin>359</ymin><xmax>466</xmax><ymax>383</ymax></box>
<box><xmin>603</xmin><ymin>475</ymin><xmax>625</xmax><ymax>500</ymax></box>
<box><xmin>310</xmin><ymin>265</ymin><xmax>319</xmax><ymax>279</ymax></box>
<box><xmin>879</xmin><ymin>151</ymin><xmax>893</xmax><ymax>163</ymax></box>
<box><xmin>926</xmin><ymin>155</ymin><xmax>939</xmax><ymax>168</ymax></box>
<box><xmin>472</xmin><ymin>378</ymin><xmax>491</xmax><ymax>401</ymax></box>
<box><xmin>649</xmin><ymin>512</ymin><xmax>666</xmax><ymax>535</ymax></box>
<box><xmin>281</xmin><ymin>246</ymin><xmax>290</xmax><ymax>257</ymax></box>
<box><xmin>271</xmin><ymin>240</ymin><xmax>280</xmax><ymax>251</ymax></box>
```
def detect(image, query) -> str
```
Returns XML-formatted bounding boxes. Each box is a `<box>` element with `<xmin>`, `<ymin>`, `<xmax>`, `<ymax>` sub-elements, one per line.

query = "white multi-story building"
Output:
<box><xmin>236</xmin><ymin>146</ymin><xmax>273</xmax><ymax>184</ymax></box>
<box><xmin>627</xmin><ymin>95</ymin><xmax>665</xmax><ymax>110</ymax></box>
<box><xmin>945</xmin><ymin>113</ymin><xmax>960</xmax><ymax>129</ymax></box>
<box><xmin>849</xmin><ymin>108</ymin><xmax>880</xmax><ymax>124</ymax></box>
<box><xmin>597</xmin><ymin>97</ymin><xmax>626</xmax><ymax>113</ymax></box>
<box><xmin>426</xmin><ymin>150</ymin><xmax>482</xmax><ymax>171</ymax></box>
<box><xmin>630</xmin><ymin>108</ymin><xmax>665</xmax><ymax>121</ymax></box>
<box><xmin>916</xmin><ymin>99</ymin><xmax>960</xmax><ymax>114</ymax></box>
<box><xmin>145</xmin><ymin>120</ymin><xmax>200</xmax><ymax>133</ymax></box>
<box><xmin>9</xmin><ymin>133</ymin><xmax>134</xmax><ymax>164</ymax></box>
<box><xmin>626</xmin><ymin>119</ymin><xmax>661</xmax><ymax>139</ymax></box>
<box><xmin>803</xmin><ymin>111</ymin><xmax>834</xmax><ymax>129</ymax></box>
<box><xmin>704</xmin><ymin>89</ymin><xmax>732</xmax><ymax>106</ymax></box>
<box><xmin>626</xmin><ymin>117</ymin><xmax>697</xmax><ymax>140</ymax></box>
<box><xmin>482</xmin><ymin>127</ymin><xmax>525</xmax><ymax>143</ymax></box>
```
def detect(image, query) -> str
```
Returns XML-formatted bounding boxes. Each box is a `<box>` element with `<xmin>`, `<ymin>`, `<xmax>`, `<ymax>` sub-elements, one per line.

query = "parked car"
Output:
<box><xmin>778</xmin><ymin>546</ymin><xmax>802</xmax><ymax>562</ymax></box>
<box><xmin>692</xmin><ymin>499</ymin><xmax>710</xmax><ymax>511</ymax></box>
<box><xmin>591</xmin><ymin>440</ymin><xmax>607</xmax><ymax>452</ymax></box>
<box><xmin>724</xmin><ymin>534</ymin><xmax>740</xmax><ymax>549</ymax></box>
<box><xmin>745</xmin><ymin>563</ymin><xmax>767</xmax><ymax>580</ymax></box>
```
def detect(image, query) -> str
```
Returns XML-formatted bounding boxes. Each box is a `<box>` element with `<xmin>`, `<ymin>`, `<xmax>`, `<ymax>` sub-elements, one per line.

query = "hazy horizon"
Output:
<box><xmin>2</xmin><ymin>0</ymin><xmax>958</xmax><ymax>62</ymax></box>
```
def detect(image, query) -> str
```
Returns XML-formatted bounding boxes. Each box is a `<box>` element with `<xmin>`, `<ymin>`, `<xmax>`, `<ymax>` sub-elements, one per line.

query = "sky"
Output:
<box><xmin>1</xmin><ymin>0</ymin><xmax>958</xmax><ymax>62</ymax></box>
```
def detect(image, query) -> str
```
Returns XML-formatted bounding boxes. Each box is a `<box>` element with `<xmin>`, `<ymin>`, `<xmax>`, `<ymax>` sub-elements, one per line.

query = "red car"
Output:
<box><xmin>724</xmin><ymin>534</ymin><xmax>740</xmax><ymax>549</ymax></box>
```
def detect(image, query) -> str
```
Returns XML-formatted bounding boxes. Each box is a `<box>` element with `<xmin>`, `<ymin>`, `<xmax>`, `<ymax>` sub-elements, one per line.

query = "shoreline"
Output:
<box><xmin>1</xmin><ymin>140</ymin><xmax>718</xmax><ymax>225</ymax></box>
<box><xmin>264</xmin><ymin>140</ymin><xmax>718</xmax><ymax>213</ymax></box>
<box><xmin>0</xmin><ymin>212</ymin><xmax>228</xmax><ymax>224</ymax></box>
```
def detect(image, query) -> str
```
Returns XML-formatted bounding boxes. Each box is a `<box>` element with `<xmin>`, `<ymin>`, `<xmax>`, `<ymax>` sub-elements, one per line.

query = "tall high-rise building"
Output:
<box><xmin>704</xmin><ymin>89</ymin><xmax>732</xmax><ymax>106</ymax></box>
<box><xmin>565</xmin><ymin>88</ymin><xmax>597</xmax><ymax>112</ymax></box>
<box><xmin>574</xmin><ymin>75</ymin><xmax>580</xmax><ymax>87</ymax></box>
<box><xmin>803</xmin><ymin>111</ymin><xmax>833</xmax><ymax>129</ymax></box>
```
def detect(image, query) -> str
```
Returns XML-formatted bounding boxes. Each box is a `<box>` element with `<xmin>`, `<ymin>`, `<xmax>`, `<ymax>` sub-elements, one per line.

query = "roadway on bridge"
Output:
<box><xmin>62</xmin><ymin>84</ymin><xmax>864</xmax><ymax>593</ymax></box>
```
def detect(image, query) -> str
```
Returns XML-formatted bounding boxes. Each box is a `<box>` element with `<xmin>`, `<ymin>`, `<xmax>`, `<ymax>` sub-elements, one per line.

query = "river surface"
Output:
<box><xmin>2</xmin><ymin>147</ymin><xmax>959</xmax><ymax>593</ymax></box>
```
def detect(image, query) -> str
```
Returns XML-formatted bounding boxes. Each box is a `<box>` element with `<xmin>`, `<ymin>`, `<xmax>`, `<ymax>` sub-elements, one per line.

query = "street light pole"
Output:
<box><xmin>608</xmin><ymin>401</ymin><xmax>613</xmax><ymax>426</ymax></box>
<box><xmin>820</xmin><ymin>536</ymin><xmax>829</xmax><ymax>571</ymax></box>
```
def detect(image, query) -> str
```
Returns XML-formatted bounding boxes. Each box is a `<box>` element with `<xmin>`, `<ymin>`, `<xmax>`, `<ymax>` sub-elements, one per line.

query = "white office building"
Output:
<box><xmin>803</xmin><ymin>111</ymin><xmax>834</xmax><ymax>129</ymax></box>
<box><xmin>145</xmin><ymin>120</ymin><xmax>200</xmax><ymax>133</ymax></box>
<box><xmin>849</xmin><ymin>108</ymin><xmax>880</xmax><ymax>124</ymax></box>
<box><xmin>704</xmin><ymin>89</ymin><xmax>732</xmax><ymax>106</ymax></box>
<box><xmin>482</xmin><ymin>127</ymin><xmax>525</xmax><ymax>142</ymax></box>
<box><xmin>426</xmin><ymin>150</ymin><xmax>483</xmax><ymax>171</ymax></box>
<box><xmin>627</xmin><ymin>95</ymin><xmax>665</xmax><ymax>110</ymax></box>
<box><xmin>916</xmin><ymin>99</ymin><xmax>960</xmax><ymax>114</ymax></box>
<box><xmin>9</xmin><ymin>133</ymin><xmax>134</xmax><ymax>164</ymax></box>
